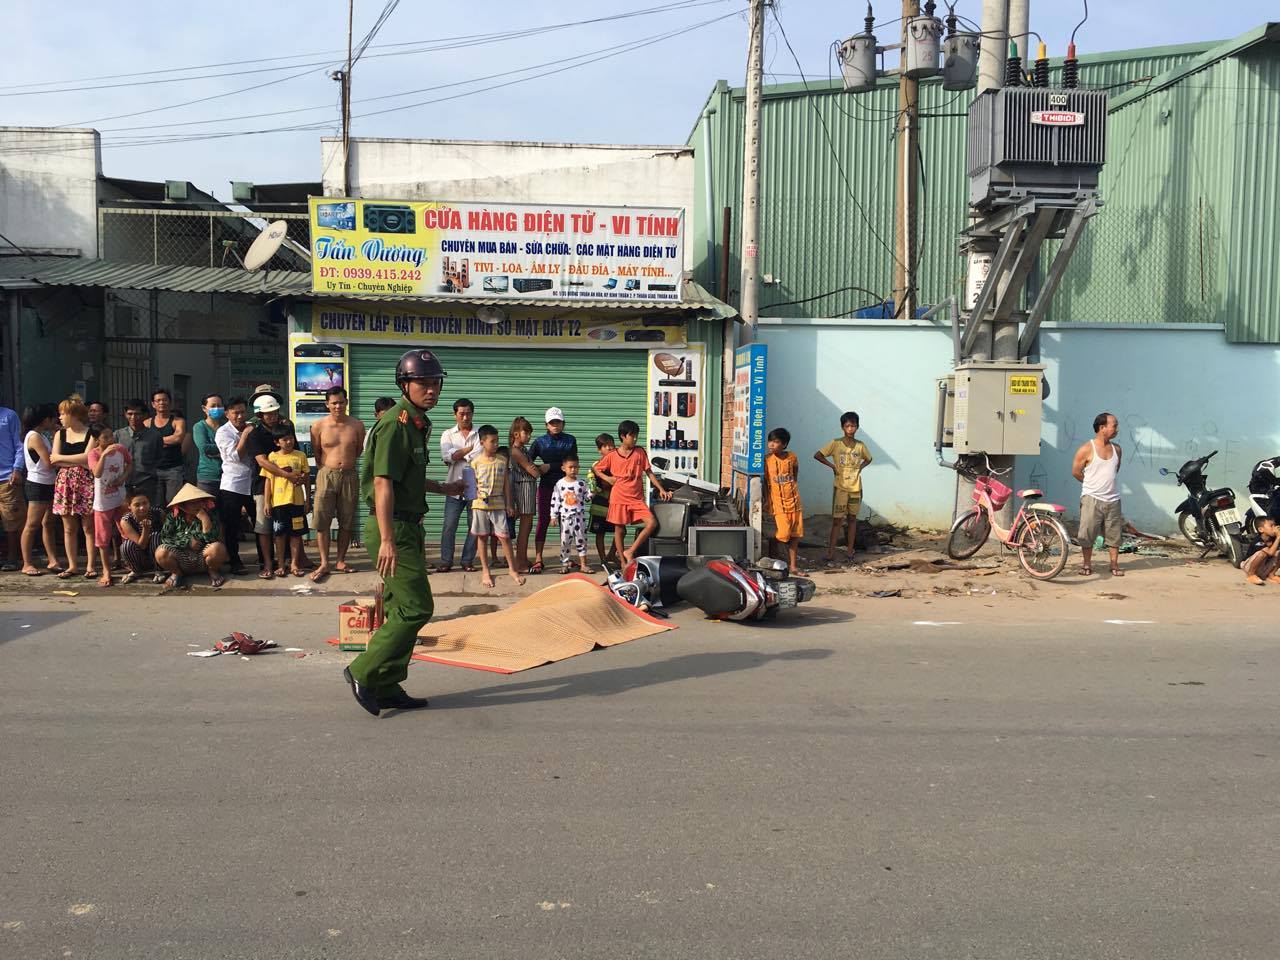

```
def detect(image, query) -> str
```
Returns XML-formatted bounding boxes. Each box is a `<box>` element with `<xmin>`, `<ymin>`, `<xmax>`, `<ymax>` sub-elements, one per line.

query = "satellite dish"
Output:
<box><xmin>243</xmin><ymin>220</ymin><xmax>289</xmax><ymax>271</ymax></box>
<box><xmin>476</xmin><ymin>305</ymin><xmax>507</xmax><ymax>326</ymax></box>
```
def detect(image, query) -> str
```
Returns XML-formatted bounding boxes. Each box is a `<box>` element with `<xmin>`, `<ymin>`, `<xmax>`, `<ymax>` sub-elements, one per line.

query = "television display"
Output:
<box><xmin>652</xmin><ymin>501</ymin><xmax>690</xmax><ymax>540</ymax></box>
<box><xmin>687</xmin><ymin>525</ymin><xmax>752</xmax><ymax>560</ymax></box>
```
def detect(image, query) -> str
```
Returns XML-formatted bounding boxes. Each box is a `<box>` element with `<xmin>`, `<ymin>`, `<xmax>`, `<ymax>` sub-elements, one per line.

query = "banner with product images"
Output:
<box><xmin>287</xmin><ymin>332</ymin><xmax>347</xmax><ymax>459</ymax></box>
<box><xmin>310</xmin><ymin>302</ymin><xmax>687</xmax><ymax>349</ymax></box>
<box><xmin>309</xmin><ymin>198</ymin><xmax>684</xmax><ymax>302</ymax></box>
<box><xmin>645</xmin><ymin>344</ymin><xmax>704</xmax><ymax>477</ymax></box>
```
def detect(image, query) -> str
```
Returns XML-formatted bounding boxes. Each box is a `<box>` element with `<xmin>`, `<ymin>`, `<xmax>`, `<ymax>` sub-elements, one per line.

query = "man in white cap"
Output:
<box><xmin>155</xmin><ymin>483</ymin><xmax>229</xmax><ymax>590</ymax></box>
<box><xmin>528</xmin><ymin>406</ymin><xmax>577</xmax><ymax>574</ymax></box>
<box><xmin>242</xmin><ymin>388</ymin><xmax>304</xmax><ymax>578</ymax></box>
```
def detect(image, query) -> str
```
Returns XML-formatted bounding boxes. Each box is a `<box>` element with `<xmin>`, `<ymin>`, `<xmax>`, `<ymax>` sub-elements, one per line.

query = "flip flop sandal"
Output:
<box><xmin>120</xmin><ymin>571</ymin><xmax>138</xmax><ymax>585</ymax></box>
<box><xmin>258</xmin><ymin>570</ymin><xmax>274</xmax><ymax>580</ymax></box>
<box><xmin>22</xmin><ymin>569</ymin><xmax>44</xmax><ymax>577</ymax></box>
<box><xmin>210</xmin><ymin>575</ymin><xmax>226</xmax><ymax>589</ymax></box>
<box><xmin>435</xmin><ymin>564</ymin><xmax>453</xmax><ymax>573</ymax></box>
<box><xmin>461</xmin><ymin>565</ymin><xmax>478</xmax><ymax>573</ymax></box>
<box><xmin>529</xmin><ymin>561</ymin><xmax>544</xmax><ymax>574</ymax></box>
<box><xmin>57</xmin><ymin>569</ymin><xmax>78</xmax><ymax>580</ymax></box>
<box><xmin>1110</xmin><ymin>568</ymin><xmax>1125</xmax><ymax>577</ymax></box>
<box><xmin>0</xmin><ymin>562</ymin><xmax>17</xmax><ymax>572</ymax></box>
<box><xmin>1080</xmin><ymin>565</ymin><xmax>1093</xmax><ymax>575</ymax></box>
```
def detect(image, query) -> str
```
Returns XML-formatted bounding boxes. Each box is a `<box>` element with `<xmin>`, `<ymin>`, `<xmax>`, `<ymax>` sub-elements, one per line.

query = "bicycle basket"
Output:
<box><xmin>972</xmin><ymin>476</ymin><xmax>1012</xmax><ymax>510</ymax></box>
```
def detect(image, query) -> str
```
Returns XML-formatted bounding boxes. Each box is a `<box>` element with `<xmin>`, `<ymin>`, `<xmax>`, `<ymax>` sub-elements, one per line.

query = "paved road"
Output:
<box><xmin>2</xmin><ymin>594</ymin><xmax>1278</xmax><ymax>959</ymax></box>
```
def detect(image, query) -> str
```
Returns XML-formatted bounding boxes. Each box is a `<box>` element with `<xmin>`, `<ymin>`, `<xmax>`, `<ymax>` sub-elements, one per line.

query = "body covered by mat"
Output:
<box><xmin>411</xmin><ymin>574</ymin><xmax>674</xmax><ymax>674</ymax></box>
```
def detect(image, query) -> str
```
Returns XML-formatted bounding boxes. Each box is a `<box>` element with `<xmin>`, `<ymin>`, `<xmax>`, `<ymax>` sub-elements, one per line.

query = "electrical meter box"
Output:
<box><xmin>951</xmin><ymin>362</ymin><xmax>1044</xmax><ymax>455</ymax></box>
<box><xmin>935</xmin><ymin>375</ymin><xmax>956</xmax><ymax>447</ymax></box>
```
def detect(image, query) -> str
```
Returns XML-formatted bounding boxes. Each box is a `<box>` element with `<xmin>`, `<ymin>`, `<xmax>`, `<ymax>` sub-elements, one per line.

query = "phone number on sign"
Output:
<box><xmin>331</xmin><ymin>267</ymin><xmax>423</xmax><ymax>281</ymax></box>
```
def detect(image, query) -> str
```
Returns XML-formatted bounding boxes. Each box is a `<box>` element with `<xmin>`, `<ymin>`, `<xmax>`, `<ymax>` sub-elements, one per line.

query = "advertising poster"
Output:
<box><xmin>311</xmin><ymin>301</ymin><xmax>686</xmax><ymax>349</ymax></box>
<box><xmin>228</xmin><ymin>354</ymin><xmax>287</xmax><ymax>398</ymax></box>
<box><xmin>731</xmin><ymin>344</ymin><xmax>768</xmax><ymax>475</ymax></box>
<box><xmin>309</xmin><ymin>198</ymin><xmax>684</xmax><ymax>303</ymax></box>
<box><xmin>288</xmin><ymin>332</ymin><xmax>347</xmax><ymax>459</ymax></box>
<box><xmin>646</xmin><ymin>344</ymin><xmax>704</xmax><ymax>477</ymax></box>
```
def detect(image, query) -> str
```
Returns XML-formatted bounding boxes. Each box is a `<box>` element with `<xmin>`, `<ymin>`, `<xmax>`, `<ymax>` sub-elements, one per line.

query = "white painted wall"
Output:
<box><xmin>0</xmin><ymin>127</ymin><xmax>101</xmax><ymax>257</ymax></box>
<box><xmin>321</xmin><ymin>137</ymin><xmax>696</xmax><ymax>270</ymax></box>
<box><xmin>757</xmin><ymin>319</ymin><xmax>1280</xmax><ymax>533</ymax></box>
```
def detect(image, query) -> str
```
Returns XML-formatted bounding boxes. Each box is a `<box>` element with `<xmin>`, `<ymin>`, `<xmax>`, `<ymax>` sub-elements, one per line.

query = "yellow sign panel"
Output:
<box><xmin>310</xmin><ymin>302</ymin><xmax>686</xmax><ymax>349</ymax></box>
<box><xmin>1009</xmin><ymin>375</ymin><xmax>1039</xmax><ymax>395</ymax></box>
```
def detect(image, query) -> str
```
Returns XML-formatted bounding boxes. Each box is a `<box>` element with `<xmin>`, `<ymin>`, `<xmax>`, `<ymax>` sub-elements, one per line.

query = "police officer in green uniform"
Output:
<box><xmin>343</xmin><ymin>349</ymin><xmax>463</xmax><ymax>716</ymax></box>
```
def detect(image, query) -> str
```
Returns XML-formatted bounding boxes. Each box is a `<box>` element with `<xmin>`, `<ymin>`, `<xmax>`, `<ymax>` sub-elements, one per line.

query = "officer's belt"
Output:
<box><xmin>392</xmin><ymin>511</ymin><xmax>424</xmax><ymax>524</ymax></box>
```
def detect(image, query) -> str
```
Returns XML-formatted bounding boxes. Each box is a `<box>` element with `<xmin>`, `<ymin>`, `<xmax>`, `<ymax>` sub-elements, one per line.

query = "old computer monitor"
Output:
<box><xmin>687</xmin><ymin>525</ymin><xmax>752</xmax><ymax>560</ymax></box>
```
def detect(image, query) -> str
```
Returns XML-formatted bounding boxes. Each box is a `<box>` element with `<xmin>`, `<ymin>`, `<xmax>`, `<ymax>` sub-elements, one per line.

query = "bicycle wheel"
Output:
<box><xmin>947</xmin><ymin>509</ymin><xmax>991</xmax><ymax>559</ymax></box>
<box><xmin>1017</xmin><ymin>514</ymin><xmax>1069</xmax><ymax>580</ymax></box>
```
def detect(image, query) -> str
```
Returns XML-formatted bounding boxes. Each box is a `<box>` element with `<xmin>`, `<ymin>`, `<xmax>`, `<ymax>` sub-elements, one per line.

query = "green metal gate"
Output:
<box><xmin>349</xmin><ymin>345</ymin><xmax>649</xmax><ymax>547</ymax></box>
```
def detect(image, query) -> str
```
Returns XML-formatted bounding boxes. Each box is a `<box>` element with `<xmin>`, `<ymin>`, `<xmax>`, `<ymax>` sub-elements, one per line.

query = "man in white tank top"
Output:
<box><xmin>1072</xmin><ymin>412</ymin><xmax>1123</xmax><ymax>577</ymax></box>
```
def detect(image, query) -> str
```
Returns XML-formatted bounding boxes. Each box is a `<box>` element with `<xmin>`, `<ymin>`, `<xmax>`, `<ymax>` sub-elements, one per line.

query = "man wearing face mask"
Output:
<box><xmin>343</xmin><ymin>350</ymin><xmax>464</xmax><ymax>717</ymax></box>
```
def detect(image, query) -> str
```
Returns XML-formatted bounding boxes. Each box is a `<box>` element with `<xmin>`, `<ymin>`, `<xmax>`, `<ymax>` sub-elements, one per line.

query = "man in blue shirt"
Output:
<box><xmin>0</xmin><ymin>405</ymin><xmax>24</xmax><ymax>571</ymax></box>
<box><xmin>530</xmin><ymin>406</ymin><xmax>577</xmax><ymax>574</ymax></box>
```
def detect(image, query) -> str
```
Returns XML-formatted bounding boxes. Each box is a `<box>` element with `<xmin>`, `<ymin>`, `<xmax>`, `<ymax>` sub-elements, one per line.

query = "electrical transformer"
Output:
<box><xmin>944</xmin><ymin>363</ymin><xmax>1045</xmax><ymax>456</ymax></box>
<box><xmin>838</xmin><ymin>34</ymin><xmax>878</xmax><ymax>93</ymax></box>
<box><xmin>967</xmin><ymin>87</ymin><xmax>1107</xmax><ymax>209</ymax></box>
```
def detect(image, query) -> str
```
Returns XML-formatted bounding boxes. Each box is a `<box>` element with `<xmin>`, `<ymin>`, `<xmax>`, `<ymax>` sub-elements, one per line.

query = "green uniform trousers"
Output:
<box><xmin>348</xmin><ymin>517</ymin><xmax>434</xmax><ymax>694</ymax></box>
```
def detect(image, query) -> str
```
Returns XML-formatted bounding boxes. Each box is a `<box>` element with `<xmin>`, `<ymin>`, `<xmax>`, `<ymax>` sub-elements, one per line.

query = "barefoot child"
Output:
<box><xmin>1244</xmin><ymin>518</ymin><xmax>1280</xmax><ymax>586</ymax></box>
<box><xmin>88</xmin><ymin>427</ymin><xmax>131</xmax><ymax>587</ymax></box>
<box><xmin>470</xmin><ymin>425</ymin><xmax>526</xmax><ymax>588</ymax></box>
<box><xmin>264</xmin><ymin>429</ymin><xmax>311</xmax><ymax>577</ymax></box>
<box><xmin>549</xmin><ymin>455</ymin><xmax>592</xmax><ymax>574</ymax></box>
<box><xmin>764</xmin><ymin>427</ymin><xmax>804</xmax><ymax>575</ymax></box>
<box><xmin>813</xmin><ymin>411</ymin><xmax>872</xmax><ymax>563</ymax></box>
<box><xmin>589</xmin><ymin>433</ymin><xmax>620</xmax><ymax>566</ymax></box>
<box><xmin>595</xmin><ymin>420</ymin><xmax>672</xmax><ymax>563</ymax></box>
<box><xmin>507</xmin><ymin>417</ymin><xmax>540</xmax><ymax>574</ymax></box>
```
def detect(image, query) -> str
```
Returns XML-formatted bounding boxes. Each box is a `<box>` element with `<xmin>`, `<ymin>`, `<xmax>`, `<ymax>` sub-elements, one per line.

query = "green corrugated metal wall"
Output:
<box><xmin>689</xmin><ymin>40</ymin><xmax>1252</xmax><ymax>324</ymax></box>
<box><xmin>348</xmin><ymin>344</ymin><xmax>649</xmax><ymax>546</ymax></box>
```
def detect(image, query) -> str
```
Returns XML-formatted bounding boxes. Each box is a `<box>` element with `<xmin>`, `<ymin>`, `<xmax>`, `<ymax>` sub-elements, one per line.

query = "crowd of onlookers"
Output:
<box><xmin>0</xmin><ymin>383</ymin><xmax>712</xmax><ymax>591</ymax></box>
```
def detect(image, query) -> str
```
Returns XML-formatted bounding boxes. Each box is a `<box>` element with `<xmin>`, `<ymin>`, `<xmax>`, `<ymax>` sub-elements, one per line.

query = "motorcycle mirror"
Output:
<box><xmin>1159</xmin><ymin>468</ymin><xmax>1170</xmax><ymax>476</ymax></box>
<box><xmin>756</xmin><ymin>558</ymin><xmax>788</xmax><ymax>573</ymax></box>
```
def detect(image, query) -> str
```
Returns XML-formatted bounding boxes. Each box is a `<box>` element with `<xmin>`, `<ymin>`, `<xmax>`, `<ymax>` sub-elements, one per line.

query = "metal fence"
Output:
<box><xmin>98</xmin><ymin>207</ymin><xmax>311</xmax><ymax>272</ymax></box>
<box><xmin>1036</xmin><ymin>202</ymin><xmax>1221</xmax><ymax>326</ymax></box>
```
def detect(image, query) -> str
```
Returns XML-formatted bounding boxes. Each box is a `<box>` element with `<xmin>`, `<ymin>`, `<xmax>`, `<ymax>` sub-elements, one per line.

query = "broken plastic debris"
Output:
<box><xmin>51</xmin><ymin>590</ymin><xmax>79</xmax><ymax>597</ymax></box>
<box><xmin>290</xmin><ymin>584</ymin><xmax>315</xmax><ymax>595</ymax></box>
<box><xmin>285</xmin><ymin>647</ymin><xmax>304</xmax><ymax>652</ymax></box>
<box><xmin>187</xmin><ymin>650</ymin><xmax>221</xmax><ymax>658</ymax></box>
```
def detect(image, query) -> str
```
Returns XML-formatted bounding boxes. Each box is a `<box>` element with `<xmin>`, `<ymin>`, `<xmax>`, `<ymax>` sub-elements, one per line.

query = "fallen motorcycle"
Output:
<box><xmin>606</xmin><ymin>555</ymin><xmax>817</xmax><ymax>621</ymax></box>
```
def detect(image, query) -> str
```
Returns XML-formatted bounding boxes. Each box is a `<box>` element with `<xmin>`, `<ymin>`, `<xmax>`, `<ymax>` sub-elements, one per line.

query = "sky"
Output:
<box><xmin>0</xmin><ymin>0</ymin><xmax>1263</xmax><ymax>199</ymax></box>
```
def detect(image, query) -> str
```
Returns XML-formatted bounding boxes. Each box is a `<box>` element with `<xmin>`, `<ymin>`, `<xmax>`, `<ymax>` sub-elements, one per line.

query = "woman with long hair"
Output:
<box><xmin>19</xmin><ymin>403</ymin><xmax>63</xmax><ymax>576</ymax></box>
<box><xmin>50</xmin><ymin>394</ymin><xmax>97</xmax><ymax>580</ymax></box>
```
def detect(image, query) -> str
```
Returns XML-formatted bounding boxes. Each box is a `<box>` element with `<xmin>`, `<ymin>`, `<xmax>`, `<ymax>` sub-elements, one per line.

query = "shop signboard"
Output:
<box><xmin>228</xmin><ymin>353</ymin><xmax>287</xmax><ymax>397</ymax></box>
<box><xmin>646</xmin><ymin>344</ymin><xmax>704</xmax><ymax>477</ymax></box>
<box><xmin>309</xmin><ymin>198</ymin><xmax>684</xmax><ymax>303</ymax></box>
<box><xmin>311</xmin><ymin>302</ymin><xmax>687</xmax><ymax>349</ymax></box>
<box><xmin>731</xmin><ymin>344</ymin><xmax>767</xmax><ymax>475</ymax></box>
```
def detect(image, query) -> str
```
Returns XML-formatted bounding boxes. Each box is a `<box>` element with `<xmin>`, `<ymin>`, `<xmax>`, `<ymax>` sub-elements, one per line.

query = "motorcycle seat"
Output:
<box><xmin>1018</xmin><ymin>489</ymin><xmax>1042</xmax><ymax>499</ymax></box>
<box><xmin>1028</xmin><ymin>502</ymin><xmax>1065</xmax><ymax>513</ymax></box>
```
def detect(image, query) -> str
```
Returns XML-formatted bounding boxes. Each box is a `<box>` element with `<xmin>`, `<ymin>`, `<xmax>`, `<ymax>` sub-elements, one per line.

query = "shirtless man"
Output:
<box><xmin>309</xmin><ymin>386</ymin><xmax>366</xmax><ymax>581</ymax></box>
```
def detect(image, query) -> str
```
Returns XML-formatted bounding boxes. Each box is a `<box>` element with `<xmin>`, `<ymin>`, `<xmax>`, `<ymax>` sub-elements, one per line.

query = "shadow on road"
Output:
<box><xmin>426</xmin><ymin>648</ymin><xmax>834</xmax><ymax>711</ymax></box>
<box><xmin>1</xmin><ymin>609</ymin><xmax>86</xmax><ymax>645</ymax></box>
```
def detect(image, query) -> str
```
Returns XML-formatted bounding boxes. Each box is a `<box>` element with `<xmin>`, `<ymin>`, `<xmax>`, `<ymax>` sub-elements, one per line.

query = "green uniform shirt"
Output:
<box><xmin>360</xmin><ymin>395</ymin><xmax>433</xmax><ymax>515</ymax></box>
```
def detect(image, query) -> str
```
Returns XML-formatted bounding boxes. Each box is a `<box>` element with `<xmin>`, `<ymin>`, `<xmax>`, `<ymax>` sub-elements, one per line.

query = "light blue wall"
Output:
<box><xmin>758</xmin><ymin>320</ymin><xmax>1280</xmax><ymax>533</ymax></box>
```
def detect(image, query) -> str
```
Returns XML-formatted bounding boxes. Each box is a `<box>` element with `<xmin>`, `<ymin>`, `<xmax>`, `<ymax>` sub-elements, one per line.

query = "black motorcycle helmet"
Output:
<box><xmin>395</xmin><ymin>349</ymin><xmax>446</xmax><ymax>392</ymax></box>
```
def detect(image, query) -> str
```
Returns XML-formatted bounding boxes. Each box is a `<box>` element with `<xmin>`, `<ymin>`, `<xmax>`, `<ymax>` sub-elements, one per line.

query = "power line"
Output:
<box><xmin>0</xmin><ymin>0</ymin><xmax>734</xmax><ymax>97</ymax></box>
<box><xmin>0</xmin><ymin>12</ymin><xmax>740</xmax><ymax>158</ymax></box>
<box><xmin>771</xmin><ymin>6</ymin><xmax>903</xmax><ymax>283</ymax></box>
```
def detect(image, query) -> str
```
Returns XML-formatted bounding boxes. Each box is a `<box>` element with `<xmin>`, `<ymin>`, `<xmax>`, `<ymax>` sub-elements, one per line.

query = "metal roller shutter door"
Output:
<box><xmin>349</xmin><ymin>345</ymin><xmax>648</xmax><ymax>546</ymax></box>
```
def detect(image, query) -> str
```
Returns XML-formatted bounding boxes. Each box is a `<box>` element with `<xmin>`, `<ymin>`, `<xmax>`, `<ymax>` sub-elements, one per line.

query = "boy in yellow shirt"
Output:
<box><xmin>813</xmin><ymin>411</ymin><xmax>872</xmax><ymax>563</ymax></box>
<box><xmin>263</xmin><ymin>429</ymin><xmax>311</xmax><ymax>577</ymax></box>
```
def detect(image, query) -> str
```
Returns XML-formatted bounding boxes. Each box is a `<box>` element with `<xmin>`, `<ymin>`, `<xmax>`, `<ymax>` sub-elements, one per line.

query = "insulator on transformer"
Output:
<box><xmin>1033</xmin><ymin>41</ymin><xmax>1049</xmax><ymax>87</ymax></box>
<box><xmin>1063</xmin><ymin>42</ymin><xmax>1079</xmax><ymax>88</ymax></box>
<box><xmin>1005</xmin><ymin>39</ymin><xmax>1023</xmax><ymax>86</ymax></box>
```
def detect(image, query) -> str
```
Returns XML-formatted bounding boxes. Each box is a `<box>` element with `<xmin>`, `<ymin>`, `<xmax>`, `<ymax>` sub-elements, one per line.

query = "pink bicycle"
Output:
<box><xmin>946</xmin><ymin>476</ymin><xmax>1071</xmax><ymax>579</ymax></box>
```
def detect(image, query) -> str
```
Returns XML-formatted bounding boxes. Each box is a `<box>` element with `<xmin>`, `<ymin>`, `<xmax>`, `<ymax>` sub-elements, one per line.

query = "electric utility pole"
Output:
<box><xmin>893</xmin><ymin>0</ymin><xmax>921</xmax><ymax>319</ymax></box>
<box><xmin>738</xmin><ymin>0</ymin><xmax>765</xmax><ymax>343</ymax></box>
<box><xmin>342</xmin><ymin>0</ymin><xmax>354</xmax><ymax>195</ymax></box>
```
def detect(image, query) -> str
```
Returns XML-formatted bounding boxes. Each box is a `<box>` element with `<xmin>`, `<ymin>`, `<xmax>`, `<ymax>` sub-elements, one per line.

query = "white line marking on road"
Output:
<box><xmin>1104</xmin><ymin>619</ymin><xmax>1156</xmax><ymax>625</ymax></box>
<box><xmin>913</xmin><ymin>621</ymin><xmax>963</xmax><ymax>626</ymax></box>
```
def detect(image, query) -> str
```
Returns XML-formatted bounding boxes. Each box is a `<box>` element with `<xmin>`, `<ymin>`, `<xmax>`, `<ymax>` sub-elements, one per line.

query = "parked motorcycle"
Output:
<box><xmin>606</xmin><ymin>555</ymin><xmax>817</xmax><ymax>621</ymax></box>
<box><xmin>1241</xmin><ymin>456</ymin><xmax>1280</xmax><ymax>549</ymax></box>
<box><xmin>1162</xmin><ymin>450</ymin><xmax>1246</xmax><ymax>567</ymax></box>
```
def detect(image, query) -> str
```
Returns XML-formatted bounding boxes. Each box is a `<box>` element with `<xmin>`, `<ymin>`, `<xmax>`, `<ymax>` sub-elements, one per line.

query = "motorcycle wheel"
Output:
<box><xmin>1217</xmin><ymin>526</ymin><xmax>1246</xmax><ymax>568</ymax></box>
<box><xmin>947</xmin><ymin>509</ymin><xmax>991</xmax><ymax>560</ymax></box>
<box><xmin>1016</xmin><ymin>515</ymin><xmax>1070</xmax><ymax>580</ymax></box>
<box><xmin>1178</xmin><ymin>511</ymin><xmax>1207</xmax><ymax>547</ymax></box>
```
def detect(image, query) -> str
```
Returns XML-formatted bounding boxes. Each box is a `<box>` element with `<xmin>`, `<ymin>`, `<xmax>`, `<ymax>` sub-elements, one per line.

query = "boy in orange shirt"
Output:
<box><xmin>764</xmin><ymin>427</ymin><xmax>804</xmax><ymax>574</ymax></box>
<box><xmin>595</xmin><ymin>419</ymin><xmax>672</xmax><ymax>562</ymax></box>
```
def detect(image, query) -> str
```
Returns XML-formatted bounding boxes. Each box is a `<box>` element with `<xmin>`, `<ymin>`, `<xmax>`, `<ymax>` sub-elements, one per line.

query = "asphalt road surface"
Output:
<box><xmin>2</xmin><ymin>593</ymin><xmax>1278</xmax><ymax>959</ymax></box>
